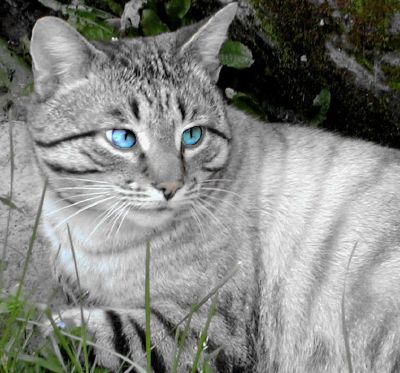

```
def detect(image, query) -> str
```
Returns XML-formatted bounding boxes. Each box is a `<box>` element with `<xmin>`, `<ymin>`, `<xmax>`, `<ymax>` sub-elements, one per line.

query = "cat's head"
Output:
<box><xmin>28</xmin><ymin>4</ymin><xmax>237</xmax><ymax>232</ymax></box>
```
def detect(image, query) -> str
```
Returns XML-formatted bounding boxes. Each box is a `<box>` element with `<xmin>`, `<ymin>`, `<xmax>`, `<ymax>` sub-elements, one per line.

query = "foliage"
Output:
<box><xmin>140</xmin><ymin>9</ymin><xmax>169</xmax><ymax>36</ymax></box>
<box><xmin>165</xmin><ymin>0</ymin><xmax>191</xmax><ymax>20</ymax></box>
<box><xmin>310</xmin><ymin>88</ymin><xmax>331</xmax><ymax>126</ymax></box>
<box><xmin>219</xmin><ymin>40</ymin><xmax>254</xmax><ymax>70</ymax></box>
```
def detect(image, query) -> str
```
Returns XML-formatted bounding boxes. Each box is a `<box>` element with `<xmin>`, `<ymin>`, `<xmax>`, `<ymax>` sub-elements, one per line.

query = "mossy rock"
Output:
<box><xmin>1</xmin><ymin>0</ymin><xmax>399</xmax><ymax>147</ymax></box>
<box><xmin>245</xmin><ymin>0</ymin><xmax>400</xmax><ymax>146</ymax></box>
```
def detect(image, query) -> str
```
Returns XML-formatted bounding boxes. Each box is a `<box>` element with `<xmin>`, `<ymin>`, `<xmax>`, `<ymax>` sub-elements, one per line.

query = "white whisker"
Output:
<box><xmin>190</xmin><ymin>202</ymin><xmax>207</xmax><ymax>242</ymax></box>
<box><xmin>195</xmin><ymin>198</ymin><xmax>229</xmax><ymax>234</ymax></box>
<box><xmin>52</xmin><ymin>177</ymin><xmax>111</xmax><ymax>185</ymax></box>
<box><xmin>107</xmin><ymin>202</ymin><xmax>129</xmax><ymax>238</ymax></box>
<box><xmin>52</xmin><ymin>191</ymin><xmax>113</xmax><ymax>205</ymax></box>
<box><xmin>85</xmin><ymin>200</ymin><xmax>124</xmax><ymax>241</ymax></box>
<box><xmin>115</xmin><ymin>204</ymin><xmax>132</xmax><ymax>237</ymax></box>
<box><xmin>54</xmin><ymin>196</ymin><xmax>115</xmax><ymax>229</ymax></box>
<box><xmin>199</xmin><ymin>186</ymin><xmax>245</xmax><ymax>200</ymax></box>
<box><xmin>200</xmin><ymin>178</ymin><xmax>235</xmax><ymax>183</ymax></box>
<box><xmin>55</xmin><ymin>186</ymin><xmax>113</xmax><ymax>192</ymax></box>
<box><xmin>46</xmin><ymin>194</ymin><xmax>111</xmax><ymax>216</ymax></box>
<box><xmin>197</xmin><ymin>192</ymin><xmax>249</xmax><ymax>222</ymax></box>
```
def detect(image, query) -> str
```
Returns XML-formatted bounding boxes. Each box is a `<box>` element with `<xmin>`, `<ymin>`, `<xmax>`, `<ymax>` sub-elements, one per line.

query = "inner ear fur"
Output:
<box><xmin>178</xmin><ymin>3</ymin><xmax>238</xmax><ymax>82</ymax></box>
<box><xmin>30</xmin><ymin>16</ymin><xmax>105</xmax><ymax>98</ymax></box>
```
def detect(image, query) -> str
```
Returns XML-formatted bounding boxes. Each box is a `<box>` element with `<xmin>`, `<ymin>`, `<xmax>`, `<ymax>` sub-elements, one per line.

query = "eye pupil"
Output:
<box><xmin>182</xmin><ymin>126</ymin><xmax>202</xmax><ymax>146</ymax></box>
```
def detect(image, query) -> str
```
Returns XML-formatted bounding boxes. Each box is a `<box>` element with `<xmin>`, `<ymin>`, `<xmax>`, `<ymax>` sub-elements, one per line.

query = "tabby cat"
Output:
<box><xmin>28</xmin><ymin>3</ymin><xmax>400</xmax><ymax>372</ymax></box>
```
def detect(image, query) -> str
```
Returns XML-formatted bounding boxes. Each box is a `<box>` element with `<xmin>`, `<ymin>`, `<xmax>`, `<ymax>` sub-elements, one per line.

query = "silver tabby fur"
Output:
<box><xmin>27</xmin><ymin>3</ymin><xmax>400</xmax><ymax>372</ymax></box>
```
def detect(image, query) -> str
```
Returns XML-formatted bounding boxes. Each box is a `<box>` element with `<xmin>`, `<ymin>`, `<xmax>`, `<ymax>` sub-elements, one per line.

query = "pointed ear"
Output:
<box><xmin>179</xmin><ymin>3</ymin><xmax>237</xmax><ymax>82</ymax></box>
<box><xmin>30</xmin><ymin>16</ymin><xmax>105</xmax><ymax>98</ymax></box>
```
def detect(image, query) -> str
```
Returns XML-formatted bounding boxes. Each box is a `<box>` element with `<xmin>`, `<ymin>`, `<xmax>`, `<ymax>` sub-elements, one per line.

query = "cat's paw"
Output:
<box><xmin>43</xmin><ymin>307</ymin><xmax>122</xmax><ymax>370</ymax></box>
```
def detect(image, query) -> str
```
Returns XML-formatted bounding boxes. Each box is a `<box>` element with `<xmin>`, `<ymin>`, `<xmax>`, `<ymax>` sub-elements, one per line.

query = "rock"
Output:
<box><xmin>216</xmin><ymin>0</ymin><xmax>400</xmax><ymax>146</ymax></box>
<box><xmin>0</xmin><ymin>114</ymin><xmax>64</xmax><ymax>306</ymax></box>
<box><xmin>0</xmin><ymin>0</ymin><xmax>399</xmax><ymax>147</ymax></box>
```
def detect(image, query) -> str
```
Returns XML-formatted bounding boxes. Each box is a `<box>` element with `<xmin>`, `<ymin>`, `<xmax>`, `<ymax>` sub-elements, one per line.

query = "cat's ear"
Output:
<box><xmin>178</xmin><ymin>3</ymin><xmax>237</xmax><ymax>82</ymax></box>
<box><xmin>30</xmin><ymin>16</ymin><xmax>105</xmax><ymax>98</ymax></box>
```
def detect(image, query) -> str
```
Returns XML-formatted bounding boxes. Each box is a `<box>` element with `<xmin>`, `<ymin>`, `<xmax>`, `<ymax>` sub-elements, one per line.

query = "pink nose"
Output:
<box><xmin>155</xmin><ymin>181</ymin><xmax>183</xmax><ymax>200</ymax></box>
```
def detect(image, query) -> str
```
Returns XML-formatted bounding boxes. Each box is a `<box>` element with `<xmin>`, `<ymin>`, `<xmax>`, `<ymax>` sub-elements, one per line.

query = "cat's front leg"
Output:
<box><xmin>44</xmin><ymin>308</ymin><xmax>124</xmax><ymax>370</ymax></box>
<box><xmin>46</xmin><ymin>306</ymin><xmax>233</xmax><ymax>372</ymax></box>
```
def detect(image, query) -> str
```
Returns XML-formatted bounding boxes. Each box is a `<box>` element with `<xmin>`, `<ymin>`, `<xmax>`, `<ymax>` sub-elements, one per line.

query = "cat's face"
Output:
<box><xmin>29</xmin><ymin>6</ymin><xmax>236</xmax><ymax>231</ymax></box>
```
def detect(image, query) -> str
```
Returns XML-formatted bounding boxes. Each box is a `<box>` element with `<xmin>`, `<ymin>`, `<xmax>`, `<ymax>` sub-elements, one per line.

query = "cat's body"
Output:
<box><xmin>28</xmin><ymin>3</ymin><xmax>400</xmax><ymax>372</ymax></box>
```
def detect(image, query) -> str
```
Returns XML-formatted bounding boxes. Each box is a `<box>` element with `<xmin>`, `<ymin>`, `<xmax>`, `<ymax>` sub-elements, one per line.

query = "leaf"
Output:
<box><xmin>0</xmin><ymin>259</ymin><xmax>8</xmax><ymax>272</ymax></box>
<box><xmin>140</xmin><ymin>9</ymin><xmax>169</xmax><ymax>36</ymax></box>
<box><xmin>230</xmin><ymin>91</ymin><xmax>267</xmax><ymax>120</ymax></box>
<box><xmin>69</xmin><ymin>10</ymin><xmax>118</xmax><ymax>41</ymax></box>
<box><xmin>165</xmin><ymin>0</ymin><xmax>191</xmax><ymax>20</ymax></box>
<box><xmin>219</xmin><ymin>40</ymin><xmax>254</xmax><ymax>69</ymax></box>
<box><xmin>202</xmin><ymin>359</ymin><xmax>215</xmax><ymax>373</ymax></box>
<box><xmin>90</xmin><ymin>0</ymin><xmax>124</xmax><ymax>16</ymax></box>
<box><xmin>17</xmin><ymin>354</ymin><xmax>65</xmax><ymax>373</ymax></box>
<box><xmin>0</xmin><ymin>302</ymin><xmax>9</xmax><ymax>314</ymax></box>
<box><xmin>0</xmin><ymin>196</ymin><xmax>22</xmax><ymax>212</ymax></box>
<box><xmin>310</xmin><ymin>88</ymin><xmax>331</xmax><ymax>126</ymax></box>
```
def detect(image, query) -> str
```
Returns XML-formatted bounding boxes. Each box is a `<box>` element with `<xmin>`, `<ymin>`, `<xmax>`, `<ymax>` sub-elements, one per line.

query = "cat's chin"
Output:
<box><xmin>126</xmin><ymin>209</ymin><xmax>175</xmax><ymax>229</ymax></box>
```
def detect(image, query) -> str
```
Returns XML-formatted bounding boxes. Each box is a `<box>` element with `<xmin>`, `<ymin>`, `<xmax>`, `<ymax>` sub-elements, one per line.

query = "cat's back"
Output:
<box><xmin>259</xmin><ymin>120</ymin><xmax>400</xmax><ymax>212</ymax></box>
<box><xmin>249</xmin><ymin>117</ymin><xmax>400</xmax><ymax>372</ymax></box>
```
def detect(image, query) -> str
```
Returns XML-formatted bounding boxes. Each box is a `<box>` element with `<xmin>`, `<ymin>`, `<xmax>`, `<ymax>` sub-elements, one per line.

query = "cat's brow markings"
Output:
<box><xmin>177</xmin><ymin>97</ymin><xmax>186</xmax><ymax>121</ymax></box>
<box><xmin>129</xmin><ymin>97</ymin><xmax>140</xmax><ymax>120</ymax></box>
<box><xmin>108</xmin><ymin>108</ymin><xmax>126</xmax><ymax>123</ymax></box>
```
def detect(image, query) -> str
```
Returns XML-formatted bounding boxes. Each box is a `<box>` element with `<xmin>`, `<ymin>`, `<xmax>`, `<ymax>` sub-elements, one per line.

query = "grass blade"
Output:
<box><xmin>191</xmin><ymin>293</ymin><xmax>218</xmax><ymax>372</ymax></box>
<box><xmin>140</xmin><ymin>261</ymin><xmax>241</xmax><ymax>364</ymax></box>
<box><xmin>17</xmin><ymin>353</ymin><xmax>65</xmax><ymax>372</ymax></box>
<box><xmin>171</xmin><ymin>308</ymin><xmax>194</xmax><ymax>373</ymax></box>
<box><xmin>67</xmin><ymin>224</ymin><xmax>90</xmax><ymax>373</ymax></box>
<box><xmin>0</xmin><ymin>179</ymin><xmax>47</xmax><ymax>362</ymax></box>
<box><xmin>15</xmin><ymin>179</ymin><xmax>48</xmax><ymax>300</ymax></box>
<box><xmin>145</xmin><ymin>241</ymin><xmax>152</xmax><ymax>373</ymax></box>
<box><xmin>45</xmin><ymin>309</ymin><xmax>84</xmax><ymax>373</ymax></box>
<box><xmin>341</xmin><ymin>241</ymin><xmax>357</xmax><ymax>373</ymax></box>
<box><xmin>16</xmin><ymin>317</ymin><xmax>148</xmax><ymax>373</ymax></box>
<box><xmin>1</xmin><ymin>120</ymin><xmax>15</xmax><ymax>288</ymax></box>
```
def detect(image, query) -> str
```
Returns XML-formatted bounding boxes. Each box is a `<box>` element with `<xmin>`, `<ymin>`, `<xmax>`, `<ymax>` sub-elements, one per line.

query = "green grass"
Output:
<box><xmin>0</xmin><ymin>236</ymin><xmax>231</xmax><ymax>372</ymax></box>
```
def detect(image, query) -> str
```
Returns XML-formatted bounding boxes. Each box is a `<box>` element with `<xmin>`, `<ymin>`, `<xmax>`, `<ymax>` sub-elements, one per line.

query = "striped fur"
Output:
<box><xmin>28</xmin><ymin>3</ymin><xmax>400</xmax><ymax>372</ymax></box>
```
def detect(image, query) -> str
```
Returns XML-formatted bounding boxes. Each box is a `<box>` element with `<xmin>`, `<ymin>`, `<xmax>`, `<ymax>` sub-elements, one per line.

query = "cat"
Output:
<box><xmin>27</xmin><ymin>2</ymin><xmax>400</xmax><ymax>372</ymax></box>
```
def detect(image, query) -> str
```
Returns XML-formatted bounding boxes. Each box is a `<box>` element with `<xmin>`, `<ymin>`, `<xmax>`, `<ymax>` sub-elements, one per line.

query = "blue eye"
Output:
<box><xmin>182</xmin><ymin>126</ymin><xmax>203</xmax><ymax>146</ymax></box>
<box><xmin>107</xmin><ymin>129</ymin><xmax>136</xmax><ymax>149</ymax></box>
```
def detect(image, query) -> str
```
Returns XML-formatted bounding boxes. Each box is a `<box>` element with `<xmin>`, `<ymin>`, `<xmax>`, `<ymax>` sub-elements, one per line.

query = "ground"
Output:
<box><xmin>0</xmin><ymin>113</ymin><xmax>64</xmax><ymax>307</ymax></box>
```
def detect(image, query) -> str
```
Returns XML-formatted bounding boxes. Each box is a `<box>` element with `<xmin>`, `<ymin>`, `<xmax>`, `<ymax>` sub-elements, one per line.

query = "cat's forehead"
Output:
<box><xmin>97</xmin><ymin>36</ymin><xmax>186</xmax><ymax>83</ymax></box>
<box><xmin>93</xmin><ymin>38</ymin><xmax>212</xmax><ymax>116</ymax></box>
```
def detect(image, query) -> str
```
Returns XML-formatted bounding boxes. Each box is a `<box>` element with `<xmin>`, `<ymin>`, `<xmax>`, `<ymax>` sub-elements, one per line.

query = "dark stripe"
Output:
<box><xmin>143</xmin><ymin>89</ymin><xmax>153</xmax><ymax>106</ymax></box>
<box><xmin>217</xmin><ymin>292</ymin><xmax>237</xmax><ymax>336</ymax></box>
<box><xmin>150</xmin><ymin>308</ymin><xmax>175</xmax><ymax>334</ymax></box>
<box><xmin>202</xmin><ymin>165</ymin><xmax>224</xmax><ymax>172</ymax></box>
<box><xmin>34</xmin><ymin>130</ymin><xmax>98</xmax><ymax>148</ymax></box>
<box><xmin>366</xmin><ymin>315</ymin><xmax>391</xmax><ymax>368</ymax></box>
<box><xmin>108</xmin><ymin>107</ymin><xmax>126</xmax><ymax>122</ymax></box>
<box><xmin>391</xmin><ymin>354</ymin><xmax>400</xmax><ymax>373</ymax></box>
<box><xmin>129</xmin><ymin>97</ymin><xmax>140</xmax><ymax>120</ymax></box>
<box><xmin>158</xmin><ymin>49</ymin><xmax>171</xmax><ymax>79</ymax></box>
<box><xmin>130</xmin><ymin>318</ymin><xmax>167</xmax><ymax>373</ymax></box>
<box><xmin>106</xmin><ymin>310</ymin><xmax>130</xmax><ymax>356</ymax></box>
<box><xmin>206</xmin><ymin>127</ymin><xmax>230</xmax><ymax>142</ymax></box>
<box><xmin>178</xmin><ymin>97</ymin><xmax>186</xmax><ymax>121</ymax></box>
<box><xmin>150</xmin><ymin>307</ymin><xmax>201</xmax><ymax>342</ymax></box>
<box><xmin>44</xmin><ymin>160</ymin><xmax>103</xmax><ymax>174</ymax></box>
<box><xmin>80</xmin><ymin>149</ymin><xmax>107</xmax><ymax>168</ymax></box>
